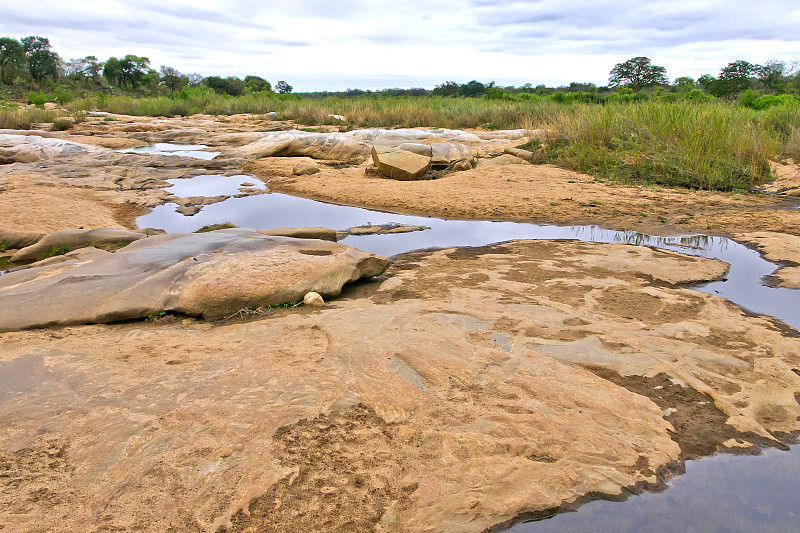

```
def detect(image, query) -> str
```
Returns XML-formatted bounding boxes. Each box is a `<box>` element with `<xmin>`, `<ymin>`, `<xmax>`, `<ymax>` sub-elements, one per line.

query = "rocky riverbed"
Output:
<box><xmin>1</xmin><ymin>112</ymin><xmax>799</xmax><ymax>532</ymax></box>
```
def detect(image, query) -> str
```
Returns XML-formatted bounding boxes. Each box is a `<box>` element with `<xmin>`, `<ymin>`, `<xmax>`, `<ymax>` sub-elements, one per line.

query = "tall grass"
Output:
<box><xmin>0</xmin><ymin>105</ymin><xmax>60</xmax><ymax>129</ymax></box>
<box><xmin>531</xmin><ymin>101</ymin><xmax>784</xmax><ymax>190</ymax></box>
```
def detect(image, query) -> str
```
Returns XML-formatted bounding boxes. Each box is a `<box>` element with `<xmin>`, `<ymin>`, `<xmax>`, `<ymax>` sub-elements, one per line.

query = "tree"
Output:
<box><xmin>608</xmin><ymin>57</ymin><xmax>668</xmax><ymax>92</ymax></box>
<box><xmin>756</xmin><ymin>60</ymin><xmax>786</xmax><ymax>94</ymax></box>
<box><xmin>21</xmin><ymin>36</ymin><xmax>60</xmax><ymax>82</ymax></box>
<box><xmin>673</xmin><ymin>76</ymin><xmax>696</xmax><ymax>92</ymax></box>
<box><xmin>715</xmin><ymin>60</ymin><xmax>756</xmax><ymax>96</ymax></box>
<box><xmin>160</xmin><ymin>65</ymin><xmax>185</xmax><ymax>94</ymax></box>
<box><xmin>460</xmin><ymin>80</ymin><xmax>487</xmax><ymax>97</ymax></box>
<box><xmin>0</xmin><ymin>37</ymin><xmax>24</xmax><ymax>83</ymax></box>
<box><xmin>275</xmin><ymin>80</ymin><xmax>293</xmax><ymax>94</ymax></box>
<box><xmin>431</xmin><ymin>81</ymin><xmax>460</xmax><ymax>97</ymax></box>
<box><xmin>118</xmin><ymin>54</ymin><xmax>149</xmax><ymax>87</ymax></box>
<box><xmin>244</xmin><ymin>75</ymin><xmax>270</xmax><ymax>92</ymax></box>
<box><xmin>103</xmin><ymin>57</ymin><xmax>123</xmax><ymax>86</ymax></box>
<box><xmin>186</xmin><ymin>73</ymin><xmax>204</xmax><ymax>87</ymax></box>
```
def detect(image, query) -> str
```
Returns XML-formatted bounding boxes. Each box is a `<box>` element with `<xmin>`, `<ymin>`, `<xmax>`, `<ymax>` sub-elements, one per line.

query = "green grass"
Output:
<box><xmin>0</xmin><ymin>104</ymin><xmax>60</xmax><ymax>129</ymax></box>
<box><xmin>194</xmin><ymin>222</ymin><xmax>237</xmax><ymax>233</ymax></box>
<box><xmin>528</xmin><ymin>101</ymin><xmax>789</xmax><ymax>190</ymax></box>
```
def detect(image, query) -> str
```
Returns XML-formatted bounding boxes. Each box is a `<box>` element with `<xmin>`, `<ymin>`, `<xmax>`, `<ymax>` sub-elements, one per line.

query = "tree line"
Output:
<box><xmin>1</xmin><ymin>35</ymin><xmax>797</xmax><ymax>103</ymax></box>
<box><xmin>0</xmin><ymin>35</ymin><xmax>294</xmax><ymax>97</ymax></box>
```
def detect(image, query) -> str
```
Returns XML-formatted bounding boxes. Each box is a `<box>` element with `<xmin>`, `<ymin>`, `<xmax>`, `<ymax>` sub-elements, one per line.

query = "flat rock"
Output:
<box><xmin>0</xmin><ymin>228</ymin><xmax>389</xmax><ymax>331</ymax></box>
<box><xmin>345</xmin><ymin>223</ymin><xmax>430</xmax><ymax>236</ymax></box>
<box><xmin>371</xmin><ymin>146</ymin><xmax>431</xmax><ymax>180</ymax></box>
<box><xmin>0</xmin><ymin>134</ymin><xmax>105</xmax><ymax>163</ymax></box>
<box><xmin>235</xmin><ymin>131</ymin><xmax>371</xmax><ymax>162</ymax></box>
<box><xmin>260</xmin><ymin>227</ymin><xmax>337</xmax><ymax>241</ymax></box>
<box><xmin>292</xmin><ymin>162</ymin><xmax>321</xmax><ymax>176</ymax></box>
<box><xmin>11</xmin><ymin>228</ymin><xmax>148</xmax><ymax>263</ymax></box>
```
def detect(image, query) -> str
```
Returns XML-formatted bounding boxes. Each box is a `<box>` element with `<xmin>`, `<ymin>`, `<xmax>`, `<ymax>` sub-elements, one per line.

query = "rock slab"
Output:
<box><xmin>0</xmin><ymin>228</ymin><xmax>389</xmax><ymax>331</ymax></box>
<box><xmin>371</xmin><ymin>147</ymin><xmax>431</xmax><ymax>180</ymax></box>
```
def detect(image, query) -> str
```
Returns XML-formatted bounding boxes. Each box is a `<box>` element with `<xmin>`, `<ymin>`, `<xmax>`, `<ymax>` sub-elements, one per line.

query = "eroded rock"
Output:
<box><xmin>735</xmin><ymin>231</ymin><xmax>800</xmax><ymax>288</ymax></box>
<box><xmin>260</xmin><ymin>227</ymin><xmax>337</xmax><ymax>241</ymax></box>
<box><xmin>0</xmin><ymin>228</ymin><xmax>390</xmax><ymax>330</ymax></box>
<box><xmin>371</xmin><ymin>146</ymin><xmax>430</xmax><ymax>180</ymax></box>
<box><xmin>10</xmin><ymin>228</ymin><xmax>148</xmax><ymax>263</ymax></box>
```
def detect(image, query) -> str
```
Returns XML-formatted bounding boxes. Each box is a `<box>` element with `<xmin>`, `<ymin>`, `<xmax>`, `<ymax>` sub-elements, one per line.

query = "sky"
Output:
<box><xmin>2</xmin><ymin>0</ymin><xmax>799</xmax><ymax>91</ymax></box>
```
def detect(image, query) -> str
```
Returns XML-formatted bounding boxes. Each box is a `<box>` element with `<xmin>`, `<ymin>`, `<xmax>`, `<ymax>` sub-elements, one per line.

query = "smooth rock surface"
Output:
<box><xmin>430</xmin><ymin>143</ymin><xmax>473</xmax><ymax>168</ymax></box>
<box><xmin>259</xmin><ymin>227</ymin><xmax>338</xmax><ymax>241</ymax></box>
<box><xmin>11</xmin><ymin>228</ymin><xmax>148</xmax><ymax>263</ymax></box>
<box><xmin>0</xmin><ymin>228</ymin><xmax>389</xmax><ymax>330</ymax></box>
<box><xmin>481</xmin><ymin>154</ymin><xmax>530</xmax><ymax>166</ymax></box>
<box><xmin>0</xmin><ymin>134</ymin><xmax>105</xmax><ymax>163</ymax></box>
<box><xmin>235</xmin><ymin>131</ymin><xmax>371</xmax><ymax>161</ymax></box>
<box><xmin>735</xmin><ymin>231</ymin><xmax>800</xmax><ymax>288</ymax></box>
<box><xmin>292</xmin><ymin>162</ymin><xmax>321</xmax><ymax>176</ymax></box>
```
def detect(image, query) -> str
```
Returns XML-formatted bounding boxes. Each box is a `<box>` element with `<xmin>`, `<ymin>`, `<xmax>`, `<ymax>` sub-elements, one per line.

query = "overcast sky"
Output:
<box><xmin>2</xmin><ymin>0</ymin><xmax>799</xmax><ymax>91</ymax></box>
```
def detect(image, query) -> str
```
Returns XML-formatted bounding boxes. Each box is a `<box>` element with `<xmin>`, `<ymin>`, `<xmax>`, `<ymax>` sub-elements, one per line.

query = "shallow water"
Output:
<box><xmin>118</xmin><ymin>143</ymin><xmax>220</xmax><ymax>160</ymax></box>
<box><xmin>509</xmin><ymin>446</ymin><xmax>800</xmax><ymax>533</ymax></box>
<box><xmin>135</xmin><ymin>174</ymin><xmax>800</xmax><ymax>533</ymax></box>
<box><xmin>165</xmin><ymin>174</ymin><xmax>266</xmax><ymax>197</ymax></box>
<box><xmin>138</xmin><ymin>187</ymin><xmax>800</xmax><ymax>330</ymax></box>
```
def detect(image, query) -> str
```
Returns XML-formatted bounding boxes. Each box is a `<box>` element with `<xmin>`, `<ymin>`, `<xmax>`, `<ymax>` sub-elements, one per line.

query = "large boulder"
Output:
<box><xmin>0</xmin><ymin>229</ymin><xmax>45</xmax><ymax>250</ymax></box>
<box><xmin>343</xmin><ymin>128</ymin><xmax>482</xmax><ymax>146</ymax></box>
<box><xmin>235</xmin><ymin>131</ymin><xmax>371</xmax><ymax>162</ymax></box>
<box><xmin>371</xmin><ymin>146</ymin><xmax>431</xmax><ymax>180</ymax></box>
<box><xmin>10</xmin><ymin>228</ymin><xmax>149</xmax><ymax>263</ymax></box>
<box><xmin>0</xmin><ymin>228</ymin><xmax>390</xmax><ymax>331</ymax></box>
<box><xmin>430</xmin><ymin>143</ymin><xmax>473</xmax><ymax>169</ymax></box>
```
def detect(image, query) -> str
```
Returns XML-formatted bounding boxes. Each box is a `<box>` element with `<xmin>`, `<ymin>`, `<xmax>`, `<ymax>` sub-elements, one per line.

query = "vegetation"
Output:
<box><xmin>194</xmin><ymin>222</ymin><xmax>238</xmax><ymax>233</ymax></box>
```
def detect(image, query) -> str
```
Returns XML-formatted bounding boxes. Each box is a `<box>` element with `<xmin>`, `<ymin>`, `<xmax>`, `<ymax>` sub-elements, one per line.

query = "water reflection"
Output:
<box><xmin>117</xmin><ymin>143</ymin><xmax>220</xmax><ymax>160</ymax></box>
<box><xmin>165</xmin><ymin>174</ymin><xmax>266</xmax><ymax>197</ymax></box>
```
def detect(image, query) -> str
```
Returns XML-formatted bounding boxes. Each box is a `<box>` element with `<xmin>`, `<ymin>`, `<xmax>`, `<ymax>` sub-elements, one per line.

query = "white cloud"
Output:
<box><xmin>1</xmin><ymin>0</ymin><xmax>798</xmax><ymax>90</ymax></box>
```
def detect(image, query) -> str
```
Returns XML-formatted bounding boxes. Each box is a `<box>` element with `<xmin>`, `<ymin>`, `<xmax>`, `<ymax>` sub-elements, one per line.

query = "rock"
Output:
<box><xmin>0</xmin><ymin>134</ymin><xmax>105</xmax><ymax>163</ymax></box>
<box><xmin>344</xmin><ymin>224</ymin><xmax>430</xmax><ymax>237</ymax></box>
<box><xmin>481</xmin><ymin>154</ymin><xmax>530</xmax><ymax>166</ymax></box>
<box><xmin>292</xmin><ymin>162</ymin><xmax>321</xmax><ymax>176</ymax></box>
<box><xmin>430</xmin><ymin>143</ymin><xmax>473</xmax><ymax>169</ymax></box>
<box><xmin>474</xmin><ymin>129</ymin><xmax>527</xmax><ymax>140</ymax></box>
<box><xmin>734</xmin><ymin>231</ymin><xmax>800</xmax><ymax>289</ymax></box>
<box><xmin>398</xmin><ymin>143</ymin><xmax>433</xmax><ymax>157</ymax></box>
<box><xmin>176</xmin><ymin>205</ymin><xmax>202</xmax><ymax>216</ymax></box>
<box><xmin>343</xmin><ymin>128</ymin><xmax>482</xmax><ymax>146</ymax></box>
<box><xmin>328</xmin><ymin>114</ymin><xmax>346</xmax><ymax>121</ymax></box>
<box><xmin>0</xmin><ymin>228</ymin><xmax>390</xmax><ymax>331</ymax></box>
<box><xmin>371</xmin><ymin>146</ymin><xmax>430</xmax><ymax>181</ymax></box>
<box><xmin>260</xmin><ymin>227</ymin><xmax>337</xmax><ymax>242</ymax></box>
<box><xmin>0</xmin><ymin>229</ymin><xmax>45</xmax><ymax>249</ymax></box>
<box><xmin>236</xmin><ymin>131</ymin><xmax>371</xmax><ymax>162</ymax></box>
<box><xmin>10</xmin><ymin>228</ymin><xmax>148</xmax><ymax>263</ymax></box>
<box><xmin>451</xmin><ymin>159</ymin><xmax>473</xmax><ymax>171</ymax></box>
<box><xmin>264</xmin><ymin>112</ymin><xmax>280</xmax><ymax>120</ymax></box>
<box><xmin>503</xmin><ymin>147</ymin><xmax>536</xmax><ymax>162</ymax></box>
<box><xmin>303</xmin><ymin>291</ymin><xmax>325</xmax><ymax>306</ymax></box>
<box><xmin>43</xmin><ymin>102</ymin><xmax>58</xmax><ymax>110</ymax></box>
<box><xmin>765</xmin><ymin>160</ymin><xmax>800</xmax><ymax>196</ymax></box>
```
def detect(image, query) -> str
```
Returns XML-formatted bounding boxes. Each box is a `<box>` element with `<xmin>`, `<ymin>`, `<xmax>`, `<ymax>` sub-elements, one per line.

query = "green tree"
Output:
<box><xmin>431</xmin><ymin>81</ymin><xmax>460</xmax><ymax>97</ymax></box>
<box><xmin>460</xmin><ymin>80</ymin><xmax>487</xmax><ymax>97</ymax></box>
<box><xmin>0</xmin><ymin>37</ymin><xmax>24</xmax><ymax>83</ymax></box>
<box><xmin>118</xmin><ymin>54</ymin><xmax>150</xmax><ymax>87</ymax></box>
<box><xmin>103</xmin><ymin>57</ymin><xmax>123</xmax><ymax>86</ymax></box>
<box><xmin>716</xmin><ymin>60</ymin><xmax>756</xmax><ymax>96</ymax></box>
<box><xmin>756</xmin><ymin>60</ymin><xmax>786</xmax><ymax>94</ymax></box>
<box><xmin>275</xmin><ymin>80</ymin><xmax>293</xmax><ymax>94</ymax></box>
<box><xmin>608</xmin><ymin>57</ymin><xmax>668</xmax><ymax>92</ymax></box>
<box><xmin>673</xmin><ymin>76</ymin><xmax>696</xmax><ymax>92</ymax></box>
<box><xmin>244</xmin><ymin>75</ymin><xmax>270</xmax><ymax>92</ymax></box>
<box><xmin>21</xmin><ymin>36</ymin><xmax>60</xmax><ymax>82</ymax></box>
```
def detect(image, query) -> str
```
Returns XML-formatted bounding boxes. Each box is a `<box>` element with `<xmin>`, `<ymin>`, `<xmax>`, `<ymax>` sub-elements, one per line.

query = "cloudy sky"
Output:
<box><xmin>2</xmin><ymin>0</ymin><xmax>799</xmax><ymax>91</ymax></box>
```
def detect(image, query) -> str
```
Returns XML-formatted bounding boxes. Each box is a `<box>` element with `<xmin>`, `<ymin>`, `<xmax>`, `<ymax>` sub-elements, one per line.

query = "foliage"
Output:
<box><xmin>0</xmin><ymin>37</ymin><xmax>24</xmax><ymax>83</ymax></box>
<box><xmin>275</xmin><ymin>80</ymin><xmax>293</xmax><ymax>94</ymax></box>
<box><xmin>608</xmin><ymin>57</ymin><xmax>668</xmax><ymax>92</ymax></box>
<box><xmin>244</xmin><ymin>75</ymin><xmax>271</xmax><ymax>92</ymax></box>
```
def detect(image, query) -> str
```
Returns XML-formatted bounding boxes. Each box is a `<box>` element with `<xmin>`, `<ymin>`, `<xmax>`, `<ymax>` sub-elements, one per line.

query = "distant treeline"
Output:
<box><xmin>1</xmin><ymin>35</ymin><xmax>799</xmax><ymax>110</ymax></box>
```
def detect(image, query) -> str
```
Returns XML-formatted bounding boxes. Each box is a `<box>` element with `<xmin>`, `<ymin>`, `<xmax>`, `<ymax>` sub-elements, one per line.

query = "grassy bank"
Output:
<box><xmin>0</xmin><ymin>103</ymin><xmax>60</xmax><ymax>129</ymax></box>
<box><xmin>530</xmin><ymin>102</ymin><xmax>799</xmax><ymax>190</ymax></box>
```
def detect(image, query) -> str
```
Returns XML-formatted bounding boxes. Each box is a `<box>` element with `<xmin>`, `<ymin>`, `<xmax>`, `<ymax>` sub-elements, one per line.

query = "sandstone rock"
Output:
<box><xmin>303</xmin><ymin>291</ymin><xmax>325</xmax><ymax>306</ymax></box>
<box><xmin>236</xmin><ymin>131</ymin><xmax>371</xmax><ymax>162</ymax></box>
<box><xmin>0</xmin><ymin>229</ymin><xmax>45</xmax><ymax>249</ymax></box>
<box><xmin>503</xmin><ymin>147</ymin><xmax>536</xmax><ymax>162</ymax></box>
<box><xmin>346</xmin><ymin>224</ymin><xmax>430</xmax><ymax>236</ymax></box>
<box><xmin>260</xmin><ymin>227</ymin><xmax>337</xmax><ymax>242</ymax></box>
<box><xmin>474</xmin><ymin>129</ymin><xmax>527</xmax><ymax>140</ymax></box>
<box><xmin>43</xmin><ymin>102</ymin><xmax>58</xmax><ymax>110</ymax></box>
<box><xmin>11</xmin><ymin>228</ymin><xmax>148</xmax><ymax>263</ymax></box>
<box><xmin>0</xmin><ymin>228</ymin><xmax>390</xmax><ymax>331</ymax></box>
<box><xmin>371</xmin><ymin>146</ymin><xmax>430</xmax><ymax>180</ymax></box>
<box><xmin>734</xmin><ymin>231</ymin><xmax>800</xmax><ymax>289</ymax></box>
<box><xmin>0</xmin><ymin>134</ymin><xmax>105</xmax><ymax>163</ymax></box>
<box><xmin>398</xmin><ymin>143</ymin><xmax>433</xmax><ymax>157</ymax></box>
<box><xmin>264</xmin><ymin>112</ymin><xmax>280</xmax><ymax>120</ymax></box>
<box><xmin>430</xmin><ymin>143</ymin><xmax>473</xmax><ymax>169</ymax></box>
<box><xmin>481</xmin><ymin>154</ymin><xmax>529</xmax><ymax>166</ymax></box>
<box><xmin>765</xmin><ymin>160</ymin><xmax>800</xmax><ymax>196</ymax></box>
<box><xmin>292</xmin><ymin>162</ymin><xmax>321</xmax><ymax>176</ymax></box>
<box><xmin>344</xmin><ymin>128</ymin><xmax>482</xmax><ymax>146</ymax></box>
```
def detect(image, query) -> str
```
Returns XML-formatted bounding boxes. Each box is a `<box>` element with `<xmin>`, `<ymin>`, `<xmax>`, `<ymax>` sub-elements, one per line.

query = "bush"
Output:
<box><xmin>26</xmin><ymin>90</ymin><xmax>50</xmax><ymax>106</ymax></box>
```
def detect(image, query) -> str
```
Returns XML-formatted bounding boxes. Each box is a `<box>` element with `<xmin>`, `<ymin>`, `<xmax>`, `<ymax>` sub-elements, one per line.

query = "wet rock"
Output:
<box><xmin>11</xmin><ymin>228</ymin><xmax>147</xmax><ymax>263</ymax></box>
<box><xmin>260</xmin><ymin>227</ymin><xmax>337</xmax><ymax>242</ymax></box>
<box><xmin>0</xmin><ymin>228</ymin><xmax>390</xmax><ymax>331</ymax></box>
<box><xmin>371</xmin><ymin>146</ymin><xmax>431</xmax><ymax>180</ymax></box>
<box><xmin>303</xmin><ymin>291</ymin><xmax>325</xmax><ymax>306</ymax></box>
<box><xmin>345</xmin><ymin>223</ymin><xmax>430</xmax><ymax>237</ymax></box>
<box><xmin>292</xmin><ymin>162</ymin><xmax>321</xmax><ymax>176</ymax></box>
